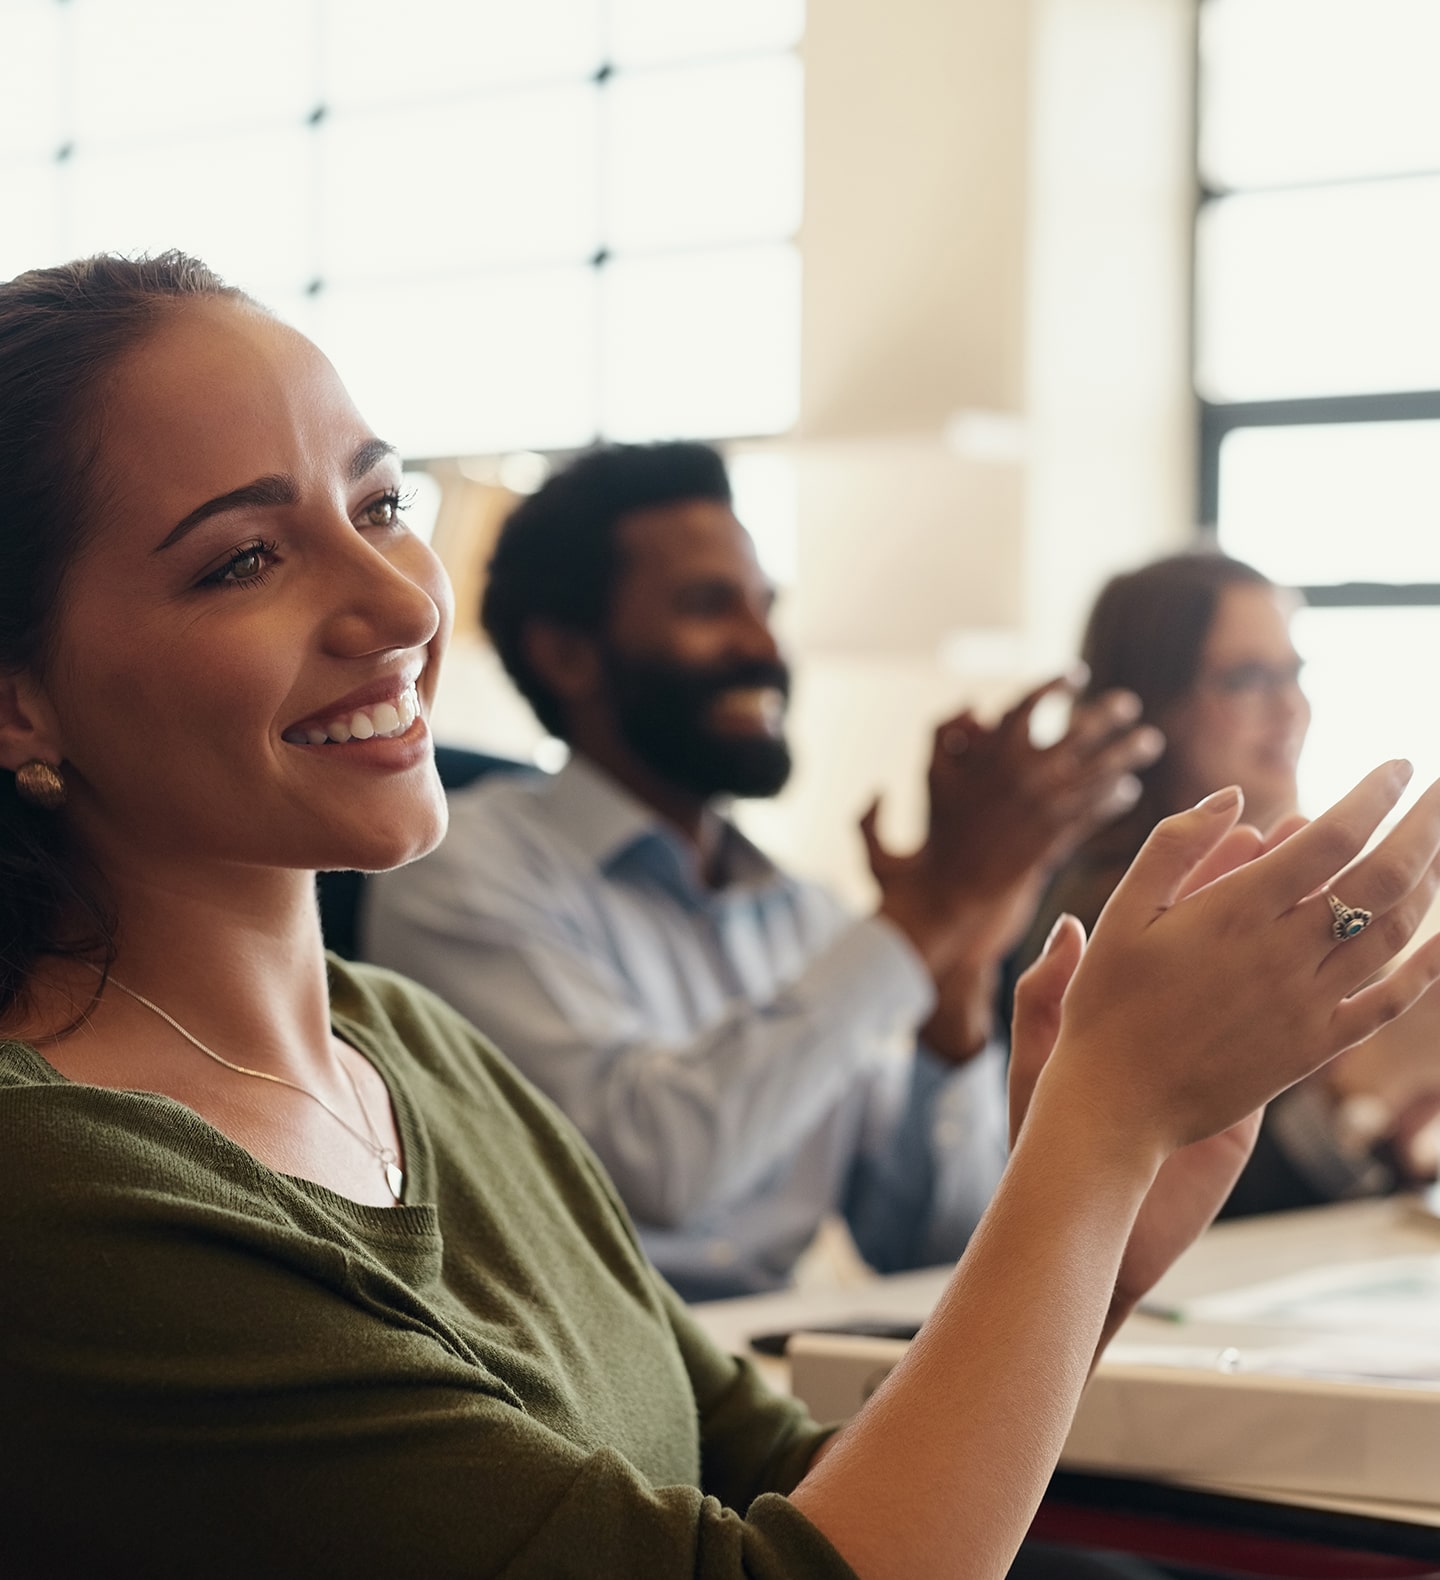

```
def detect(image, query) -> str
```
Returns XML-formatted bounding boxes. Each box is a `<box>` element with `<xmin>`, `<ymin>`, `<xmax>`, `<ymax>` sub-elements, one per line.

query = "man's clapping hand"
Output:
<box><xmin>864</xmin><ymin>672</ymin><xmax>1164</xmax><ymax>986</ymax></box>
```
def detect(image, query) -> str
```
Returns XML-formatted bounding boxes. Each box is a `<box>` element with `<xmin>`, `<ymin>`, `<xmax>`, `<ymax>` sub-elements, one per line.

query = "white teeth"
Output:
<box><xmin>712</xmin><ymin>687</ymin><xmax>785</xmax><ymax>732</ymax></box>
<box><xmin>286</xmin><ymin>682</ymin><xmax>421</xmax><ymax>746</ymax></box>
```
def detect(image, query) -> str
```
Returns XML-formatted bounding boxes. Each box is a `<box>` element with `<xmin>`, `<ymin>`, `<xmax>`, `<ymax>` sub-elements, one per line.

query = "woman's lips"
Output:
<box><xmin>282</xmin><ymin>681</ymin><xmax>420</xmax><ymax>745</ymax></box>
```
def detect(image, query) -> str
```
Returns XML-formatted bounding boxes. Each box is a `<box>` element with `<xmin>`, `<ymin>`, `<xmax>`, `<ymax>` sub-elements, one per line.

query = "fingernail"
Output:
<box><xmin>1133</xmin><ymin>725</ymin><xmax>1165</xmax><ymax>759</ymax></box>
<box><xmin>1115</xmin><ymin>774</ymin><xmax>1141</xmax><ymax>807</ymax></box>
<box><xmin>1044</xmin><ymin>913</ymin><xmax>1073</xmax><ymax>952</ymax></box>
<box><xmin>1109</xmin><ymin>690</ymin><xmax>1142</xmax><ymax>723</ymax></box>
<box><xmin>1196</xmin><ymin>786</ymin><xmax>1241</xmax><ymax>814</ymax></box>
<box><xmin>1393</xmin><ymin>759</ymin><xmax>1415</xmax><ymax>785</ymax></box>
<box><xmin>1067</xmin><ymin>660</ymin><xmax>1091</xmax><ymax>689</ymax></box>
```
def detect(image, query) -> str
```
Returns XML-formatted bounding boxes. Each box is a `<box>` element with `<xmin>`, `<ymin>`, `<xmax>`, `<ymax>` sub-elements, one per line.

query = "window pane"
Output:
<box><xmin>1293</xmin><ymin>605</ymin><xmax>1440</xmax><ymax>822</ymax></box>
<box><xmin>65</xmin><ymin>129</ymin><xmax>313</xmax><ymax>293</ymax></box>
<box><xmin>0</xmin><ymin>0</ymin><xmax>62</xmax><ymax>159</ymax></box>
<box><xmin>605</xmin><ymin>58</ymin><xmax>801</xmax><ymax>250</ymax></box>
<box><xmin>313</xmin><ymin>269</ymin><xmax>598</xmax><ymax>458</ymax></box>
<box><xmin>321</xmin><ymin>88</ymin><xmax>599</xmax><ymax>282</ymax></box>
<box><xmin>609</xmin><ymin>0</ymin><xmax>803</xmax><ymax>66</ymax></box>
<box><xmin>0</xmin><ymin>159</ymin><xmax>62</xmax><ymax>281</ymax></box>
<box><xmin>727</xmin><ymin>451</ymin><xmax>798</xmax><ymax>585</ymax></box>
<box><xmin>1197</xmin><ymin>182</ymin><xmax>1440</xmax><ymax>401</ymax></box>
<box><xmin>1200</xmin><ymin>0</ymin><xmax>1440</xmax><ymax>189</ymax></box>
<box><xmin>322</xmin><ymin>0</ymin><xmax>603</xmax><ymax>105</ymax></box>
<box><xmin>1217</xmin><ymin>421</ymin><xmax>1440</xmax><ymax>587</ymax></box>
<box><xmin>601</xmin><ymin>245</ymin><xmax>799</xmax><ymax>440</ymax></box>
<box><xmin>71</xmin><ymin>0</ymin><xmax>317</xmax><ymax>142</ymax></box>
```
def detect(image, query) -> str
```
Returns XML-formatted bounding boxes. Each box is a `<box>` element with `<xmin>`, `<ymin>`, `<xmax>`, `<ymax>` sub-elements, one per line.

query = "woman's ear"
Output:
<box><xmin>0</xmin><ymin>670</ymin><xmax>62</xmax><ymax>774</ymax></box>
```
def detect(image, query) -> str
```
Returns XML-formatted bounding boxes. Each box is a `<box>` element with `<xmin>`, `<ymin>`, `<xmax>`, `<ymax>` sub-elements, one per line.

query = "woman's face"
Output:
<box><xmin>1163</xmin><ymin>582</ymin><xmax>1310</xmax><ymax>829</ymax></box>
<box><xmin>24</xmin><ymin>296</ymin><xmax>453</xmax><ymax>887</ymax></box>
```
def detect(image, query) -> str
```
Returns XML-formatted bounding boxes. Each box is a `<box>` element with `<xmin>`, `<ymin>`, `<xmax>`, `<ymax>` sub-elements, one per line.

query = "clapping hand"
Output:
<box><xmin>1009</xmin><ymin>814</ymin><xmax>1304</xmax><ymax>1333</ymax></box>
<box><xmin>863</xmin><ymin>673</ymin><xmax>1164</xmax><ymax>977</ymax></box>
<box><xmin>863</xmin><ymin>674</ymin><xmax>1163</xmax><ymax>1064</ymax></box>
<box><xmin>1011</xmin><ymin>764</ymin><xmax>1440</xmax><ymax>1345</ymax></box>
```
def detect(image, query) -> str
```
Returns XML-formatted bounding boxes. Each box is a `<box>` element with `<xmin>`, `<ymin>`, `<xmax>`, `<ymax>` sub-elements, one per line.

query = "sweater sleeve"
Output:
<box><xmin>0</xmin><ymin>1075</ymin><xmax>856</xmax><ymax>1580</ymax></box>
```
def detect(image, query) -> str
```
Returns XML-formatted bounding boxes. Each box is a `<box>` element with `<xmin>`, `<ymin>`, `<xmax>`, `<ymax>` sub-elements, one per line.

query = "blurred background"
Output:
<box><xmin>3</xmin><ymin>0</ymin><xmax>1437</xmax><ymax>903</ymax></box>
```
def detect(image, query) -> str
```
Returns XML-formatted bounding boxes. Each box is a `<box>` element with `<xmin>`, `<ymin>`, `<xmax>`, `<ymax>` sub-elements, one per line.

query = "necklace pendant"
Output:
<box><xmin>384</xmin><ymin>1161</ymin><xmax>405</xmax><ymax>1202</ymax></box>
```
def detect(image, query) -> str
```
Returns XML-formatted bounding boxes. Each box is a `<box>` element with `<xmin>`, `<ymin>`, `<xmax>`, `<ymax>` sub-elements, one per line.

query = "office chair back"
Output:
<box><xmin>316</xmin><ymin>744</ymin><xmax>534</xmax><ymax>960</ymax></box>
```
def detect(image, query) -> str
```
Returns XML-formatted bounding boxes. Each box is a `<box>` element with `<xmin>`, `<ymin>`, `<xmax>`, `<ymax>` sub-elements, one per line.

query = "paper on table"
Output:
<box><xmin>1169</xmin><ymin>1252</ymin><xmax>1440</xmax><ymax>1334</ymax></box>
<box><xmin>1106</xmin><ymin>1336</ymin><xmax>1440</xmax><ymax>1387</ymax></box>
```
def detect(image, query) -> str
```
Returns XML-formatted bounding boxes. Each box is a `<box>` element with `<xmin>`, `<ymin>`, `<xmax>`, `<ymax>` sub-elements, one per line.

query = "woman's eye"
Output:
<box><xmin>200</xmin><ymin>540</ymin><xmax>279</xmax><ymax>589</ymax></box>
<box><xmin>361</xmin><ymin>489</ymin><xmax>411</xmax><ymax>530</ymax></box>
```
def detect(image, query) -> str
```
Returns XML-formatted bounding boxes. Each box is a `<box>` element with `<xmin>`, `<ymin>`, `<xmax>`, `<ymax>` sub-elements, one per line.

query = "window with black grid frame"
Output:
<box><xmin>1195</xmin><ymin>0</ymin><xmax>1440</xmax><ymax>820</ymax></box>
<box><xmin>0</xmin><ymin>0</ymin><xmax>803</xmax><ymax>462</ymax></box>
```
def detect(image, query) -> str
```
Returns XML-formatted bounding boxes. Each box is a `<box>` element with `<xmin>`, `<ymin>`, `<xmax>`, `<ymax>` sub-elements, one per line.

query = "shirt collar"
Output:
<box><xmin>542</xmin><ymin>755</ymin><xmax>781</xmax><ymax>896</ymax></box>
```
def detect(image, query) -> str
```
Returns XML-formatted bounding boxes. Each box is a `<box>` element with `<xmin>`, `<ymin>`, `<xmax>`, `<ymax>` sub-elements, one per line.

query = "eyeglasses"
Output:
<box><xmin>1198</xmin><ymin>660</ymin><xmax>1306</xmax><ymax>702</ymax></box>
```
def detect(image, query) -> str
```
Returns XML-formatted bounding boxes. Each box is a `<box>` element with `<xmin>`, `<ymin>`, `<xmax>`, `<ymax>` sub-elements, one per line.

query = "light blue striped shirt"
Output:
<box><xmin>364</xmin><ymin>757</ymin><xmax>1006</xmax><ymax>1300</ymax></box>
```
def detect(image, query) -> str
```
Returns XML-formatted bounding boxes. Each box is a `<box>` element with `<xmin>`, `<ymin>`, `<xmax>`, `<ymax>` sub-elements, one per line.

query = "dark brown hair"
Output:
<box><xmin>1079</xmin><ymin>549</ymin><xmax>1273</xmax><ymax>859</ymax></box>
<box><xmin>482</xmin><ymin>442</ymin><xmax>733</xmax><ymax>738</ymax></box>
<box><xmin>0</xmin><ymin>252</ymin><xmax>250</xmax><ymax>1019</ymax></box>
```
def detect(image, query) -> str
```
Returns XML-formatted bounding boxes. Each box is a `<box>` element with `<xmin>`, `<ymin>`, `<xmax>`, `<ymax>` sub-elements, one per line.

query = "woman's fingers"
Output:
<box><xmin>1052</xmin><ymin>766</ymin><xmax>1440</xmax><ymax>1161</ymax></box>
<box><xmin>1327</xmin><ymin>771</ymin><xmax>1440</xmax><ymax>915</ymax></box>
<box><xmin>1264</xmin><ymin>812</ymin><xmax>1309</xmax><ymax>850</ymax></box>
<box><xmin>1098</xmin><ymin>785</ymin><xmax>1246</xmax><ymax>926</ymax></box>
<box><xmin>1331</xmin><ymin>930</ymin><xmax>1440</xmax><ymax>1053</ymax></box>
<box><xmin>1283</xmin><ymin>773</ymin><xmax>1440</xmax><ymax>993</ymax></box>
<box><xmin>1251</xmin><ymin>760</ymin><xmax>1415</xmax><ymax>915</ymax></box>
<box><xmin>1175</xmin><ymin>823</ymin><xmax>1269</xmax><ymax>902</ymax></box>
<box><xmin>1009</xmin><ymin>914</ymin><xmax>1086</xmax><ymax>1146</ymax></box>
<box><xmin>1316</xmin><ymin>844</ymin><xmax>1440</xmax><ymax>997</ymax></box>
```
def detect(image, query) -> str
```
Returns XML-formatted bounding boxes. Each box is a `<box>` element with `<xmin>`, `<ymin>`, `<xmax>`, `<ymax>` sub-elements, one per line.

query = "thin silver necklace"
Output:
<box><xmin>102</xmin><ymin>972</ymin><xmax>404</xmax><ymax>1202</ymax></box>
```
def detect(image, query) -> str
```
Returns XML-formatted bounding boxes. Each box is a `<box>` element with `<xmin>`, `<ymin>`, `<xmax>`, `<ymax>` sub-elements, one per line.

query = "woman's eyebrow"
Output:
<box><xmin>153</xmin><ymin>474</ymin><xmax>297</xmax><ymax>553</ymax></box>
<box><xmin>349</xmin><ymin>436</ymin><xmax>399</xmax><ymax>482</ymax></box>
<box><xmin>153</xmin><ymin>439</ymin><xmax>400</xmax><ymax>554</ymax></box>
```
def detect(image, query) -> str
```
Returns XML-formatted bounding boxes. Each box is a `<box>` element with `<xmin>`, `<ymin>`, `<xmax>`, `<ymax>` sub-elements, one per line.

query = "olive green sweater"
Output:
<box><xmin>0</xmin><ymin>959</ymin><xmax>854</xmax><ymax>1578</ymax></box>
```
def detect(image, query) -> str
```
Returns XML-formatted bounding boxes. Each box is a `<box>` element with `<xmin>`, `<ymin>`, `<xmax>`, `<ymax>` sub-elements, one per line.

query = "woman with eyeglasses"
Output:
<box><xmin>1015</xmin><ymin>551</ymin><xmax>1440</xmax><ymax>1214</ymax></box>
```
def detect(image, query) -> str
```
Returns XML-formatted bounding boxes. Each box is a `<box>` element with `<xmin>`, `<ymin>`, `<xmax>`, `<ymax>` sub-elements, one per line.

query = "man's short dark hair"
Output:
<box><xmin>481</xmin><ymin>441</ymin><xmax>733</xmax><ymax>738</ymax></box>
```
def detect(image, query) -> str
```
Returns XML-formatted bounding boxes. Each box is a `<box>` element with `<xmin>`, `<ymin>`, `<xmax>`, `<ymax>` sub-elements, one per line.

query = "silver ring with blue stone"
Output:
<box><xmin>1326</xmin><ymin>890</ymin><xmax>1372</xmax><ymax>942</ymax></box>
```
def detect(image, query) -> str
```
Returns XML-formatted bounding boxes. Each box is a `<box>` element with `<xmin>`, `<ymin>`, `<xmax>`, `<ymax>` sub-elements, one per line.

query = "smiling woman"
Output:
<box><xmin>5</xmin><ymin>255</ymin><xmax>1440</xmax><ymax>1580</ymax></box>
<box><xmin>0</xmin><ymin>259</ymin><xmax>450</xmax><ymax>1016</ymax></box>
<box><xmin>50</xmin><ymin>293</ymin><xmax>449</xmax><ymax>878</ymax></box>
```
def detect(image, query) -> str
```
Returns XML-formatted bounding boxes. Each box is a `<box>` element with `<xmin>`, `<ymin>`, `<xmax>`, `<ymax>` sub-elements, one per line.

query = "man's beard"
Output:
<box><xmin>604</xmin><ymin>652</ymin><xmax>794</xmax><ymax>800</ymax></box>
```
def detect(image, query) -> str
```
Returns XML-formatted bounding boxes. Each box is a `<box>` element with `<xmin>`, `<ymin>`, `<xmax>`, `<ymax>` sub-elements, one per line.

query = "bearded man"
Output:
<box><xmin>364</xmin><ymin>443</ymin><xmax>1159</xmax><ymax>1299</ymax></box>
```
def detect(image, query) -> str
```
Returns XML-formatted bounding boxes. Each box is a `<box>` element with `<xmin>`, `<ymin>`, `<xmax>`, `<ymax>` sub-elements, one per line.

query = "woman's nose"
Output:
<box><xmin>321</xmin><ymin>536</ymin><xmax>446</xmax><ymax>659</ymax></box>
<box><xmin>1270</xmin><ymin>676</ymin><xmax>1310</xmax><ymax>732</ymax></box>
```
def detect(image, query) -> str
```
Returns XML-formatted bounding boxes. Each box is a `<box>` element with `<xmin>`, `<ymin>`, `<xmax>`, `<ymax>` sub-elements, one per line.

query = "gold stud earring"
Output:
<box><xmin>14</xmin><ymin>759</ymin><xmax>66</xmax><ymax>811</ymax></box>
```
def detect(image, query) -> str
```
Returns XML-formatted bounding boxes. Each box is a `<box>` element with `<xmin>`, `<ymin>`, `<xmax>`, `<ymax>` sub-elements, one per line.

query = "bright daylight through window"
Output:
<box><xmin>0</xmin><ymin>0</ymin><xmax>804</xmax><ymax>460</ymax></box>
<box><xmin>1196</xmin><ymin>0</ymin><xmax>1440</xmax><ymax>820</ymax></box>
